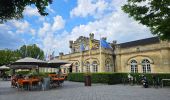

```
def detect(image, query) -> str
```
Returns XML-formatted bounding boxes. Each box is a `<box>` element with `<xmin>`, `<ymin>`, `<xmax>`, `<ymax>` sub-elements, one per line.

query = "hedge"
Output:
<box><xmin>68</xmin><ymin>73</ymin><xmax>170</xmax><ymax>86</ymax></box>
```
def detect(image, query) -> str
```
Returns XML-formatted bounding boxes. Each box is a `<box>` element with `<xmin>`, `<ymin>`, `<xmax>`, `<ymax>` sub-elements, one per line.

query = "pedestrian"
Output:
<box><xmin>57</xmin><ymin>68</ymin><xmax>62</xmax><ymax>78</ymax></box>
<box><xmin>128</xmin><ymin>73</ymin><xmax>133</xmax><ymax>85</ymax></box>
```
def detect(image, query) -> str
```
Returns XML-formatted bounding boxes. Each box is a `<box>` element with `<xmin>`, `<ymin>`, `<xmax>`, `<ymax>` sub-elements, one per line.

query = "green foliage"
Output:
<box><xmin>38</xmin><ymin>72</ymin><xmax>49</xmax><ymax>77</ymax></box>
<box><xmin>91</xmin><ymin>73</ymin><xmax>111</xmax><ymax>83</ymax></box>
<box><xmin>0</xmin><ymin>0</ymin><xmax>52</xmax><ymax>23</ymax></box>
<box><xmin>0</xmin><ymin>44</ymin><xmax>44</xmax><ymax>66</ymax></box>
<box><xmin>18</xmin><ymin>44</ymin><xmax>44</xmax><ymax>60</ymax></box>
<box><xmin>108</xmin><ymin>73</ymin><xmax>128</xmax><ymax>84</ymax></box>
<box><xmin>0</xmin><ymin>49</ymin><xmax>20</xmax><ymax>66</ymax></box>
<box><xmin>122</xmin><ymin>0</ymin><xmax>170</xmax><ymax>40</ymax></box>
<box><xmin>68</xmin><ymin>73</ymin><xmax>170</xmax><ymax>86</ymax></box>
<box><xmin>16</xmin><ymin>70</ymin><xmax>30</xmax><ymax>75</ymax></box>
<box><xmin>67</xmin><ymin>73</ymin><xmax>84</xmax><ymax>82</ymax></box>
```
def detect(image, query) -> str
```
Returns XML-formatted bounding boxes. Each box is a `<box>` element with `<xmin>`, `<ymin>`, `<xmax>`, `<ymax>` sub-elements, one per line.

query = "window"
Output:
<box><xmin>75</xmin><ymin>62</ymin><xmax>79</xmax><ymax>72</ymax></box>
<box><xmin>142</xmin><ymin>59</ymin><xmax>151</xmax><ymax>73</ymax></box>
<box><xmin>86</xmin><ymin>61</ymin><xmax>90</xmax><ymax>72</ymax></box>
<box><xmin>106</xmin><ymin>61</ymin><xmax>111</xmax><ymax>72</ymax></box>
<box><xmin>130</xmin><ymin>60</ymin><xmax>138</xmax><ymax>73</ymax></box>
<box><xmin>92</xmin><ymin>61</ymin><xmax>98</xmax><ymax>72</ymax></box>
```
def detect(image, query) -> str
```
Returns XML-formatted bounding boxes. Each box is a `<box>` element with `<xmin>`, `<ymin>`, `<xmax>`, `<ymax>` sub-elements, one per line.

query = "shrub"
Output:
<box><xmin>68</xmin><ymin>73</ymin><xmax>170</xmax><ymax>86</ymax></box>
<box><xmin>16</xmin><ymin>71</ymin><xmax>30</xmax><ymax>75</ymax></box>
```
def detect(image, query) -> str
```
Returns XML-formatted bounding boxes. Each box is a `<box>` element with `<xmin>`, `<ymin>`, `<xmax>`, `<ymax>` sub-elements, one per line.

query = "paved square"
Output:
<box><xmin>0</xmin><ymin>80</ymin><xmax>170</xmax><ymax>100</ymax></box>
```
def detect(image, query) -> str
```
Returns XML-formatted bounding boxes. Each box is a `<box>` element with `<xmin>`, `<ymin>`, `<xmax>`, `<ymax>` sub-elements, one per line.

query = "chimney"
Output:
<box><xmin>89</xmin><ymin>33</ymin><xmax>94</xmax><ymax>40</ymax></box>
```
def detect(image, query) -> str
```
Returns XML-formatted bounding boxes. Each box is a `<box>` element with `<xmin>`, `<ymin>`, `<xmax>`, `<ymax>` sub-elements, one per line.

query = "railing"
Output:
<box><xmin>161</xmin><ymin>79</ymin><xmax>170</xmax><ymax>87</ymax></box>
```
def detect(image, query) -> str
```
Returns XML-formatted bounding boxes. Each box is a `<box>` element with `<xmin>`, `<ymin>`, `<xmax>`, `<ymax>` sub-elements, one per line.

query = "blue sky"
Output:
<box><xmin>0</xmin><ymin>0</ymin><xmax>153</xmax><ymax>56</ymax></box>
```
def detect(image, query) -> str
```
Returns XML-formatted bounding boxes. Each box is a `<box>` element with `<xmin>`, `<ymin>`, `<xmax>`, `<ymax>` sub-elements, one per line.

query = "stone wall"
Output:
<box><xmin>59</xmin><ymin>48</ymin><xmax>114</xmax><ymax>73</ymax></box>
<box><xmin>115</xmin><ymin>41</ymin><xmax>170</xmax><ymax>73</ymax></box>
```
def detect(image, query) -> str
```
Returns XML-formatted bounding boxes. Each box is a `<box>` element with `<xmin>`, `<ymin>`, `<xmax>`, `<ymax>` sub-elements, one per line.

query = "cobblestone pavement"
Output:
<box><xmin>0</xmin><ymin>80</ymin><xmax>170</xmax><ymax>100</ymax></box>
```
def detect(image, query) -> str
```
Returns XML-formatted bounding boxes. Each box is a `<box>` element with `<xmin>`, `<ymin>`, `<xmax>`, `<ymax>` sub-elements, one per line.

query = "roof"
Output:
<box><xmin>15</xmin><ymin>57</ymin><xmax>46</xmax><ymax>63</ymax></box>
<box><xmin>0</xmin><ymin>65</ymin><xmax>10</xmax><ymax>70</ymax></box>
<box><xmin>118</xmin><ymin>37</ymin><xmax>160</xmax><ymax>48</ymax></box>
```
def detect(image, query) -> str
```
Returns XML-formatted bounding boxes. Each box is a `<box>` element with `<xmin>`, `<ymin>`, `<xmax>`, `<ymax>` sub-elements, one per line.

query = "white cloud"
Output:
<box><xmin>37</xmin><ymin>15</ymin><xmax>67</xmax><ymax>54</ymax></box>
<box><xmin>24</xmin><ymin>6</ymin><xmax>40</xmax><ymax>16</ymax></box>
<box><xmin>52</xmin><ymin>16</ymin><xmax>65</xmax><ymax>32</ymax></box>
<box><xmin>12</xmin><ymin>20</ymin><xmax>30</xmax><ymax>34</ymax></box>
<box><xmin>38</xmin><ymin>22</ymin><xmax>51</xmax><ymax>37</ymax></box>
<box><xmin>68</xmin><ymin>0</ymin><xmax>153</xmax><ymax>44</ymax></box>
<box><xmin>38</xmin><ymin>15</ymin><xmax>65</xmax><ymax>37</ymax></box>
<box><xmin>39</xmin><ymin>0</ymin><xmax>153</xmax><ymax>55</ymax></box>
<box><xmin>0</xmin><ymin>24</ymin><xmax>22</xmax><ymax>49</ymax></box>
<box><xmin>30</xmin><ymin>29</ymin><xmax>36</xmax><ymax>36</ymax></box>
<box><xmin>24</xmin><ymin>6</ymin><xmax>40</xmax><ymax>17</ymax></box>
<box><xmin>70</xmin><ymin>0</ymin><xmax>110</xmax><ymax>18</ymax></box>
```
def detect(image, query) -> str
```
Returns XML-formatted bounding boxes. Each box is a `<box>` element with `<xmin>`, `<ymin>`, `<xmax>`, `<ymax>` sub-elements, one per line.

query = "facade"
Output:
<box><xmin>115</xmin><ymin>37</ymin><xmax>170</xmax><ymax>73</ymax></box>
<box><xmin>58</xmin><ymin>33</ymin><xmax>170</xmax><ymax>73</ymax></box>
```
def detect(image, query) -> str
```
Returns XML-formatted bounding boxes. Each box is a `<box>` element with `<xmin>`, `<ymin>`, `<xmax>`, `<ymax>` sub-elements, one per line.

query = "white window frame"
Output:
<box><xmin>142</xmin><ymin>59</ymin><xmax>151</xmax><ymax>73</ymax></box>
<box><xmin>86</xmin><ymin>62</ymin><xmax>90</xmax><ymax>72</ymax></box>
<box><xmin>92</xmin><ymin>61</ymin><xmax>98</xmax><ymax>72</ymax></box>
<box><xmin>75</xmin><ymin>62</ymin><xmax>79</xmax><ymax>73</ymax></box>
<box><xmin>130</xmin><ymin>60</ymin><xmax>138</xmax><ymax>73</ymax></box>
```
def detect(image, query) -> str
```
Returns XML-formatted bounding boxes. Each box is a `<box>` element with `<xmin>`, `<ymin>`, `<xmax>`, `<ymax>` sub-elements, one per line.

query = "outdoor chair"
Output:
<box><xmin>17</xmin><ymin>78</ymin><xmax>24</xmax><ymax>90</ymax></box>
<box><xmin>11</xmin><ymin>76</ymin><xmax>17</xmax><ymax>88</ymax></box>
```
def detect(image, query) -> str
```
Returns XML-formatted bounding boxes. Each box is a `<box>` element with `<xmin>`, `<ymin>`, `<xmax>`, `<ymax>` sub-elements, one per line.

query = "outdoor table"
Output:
<box><xmin>29</xmin><ymin>78</ymin><xmax>40</xmax><ymax>90</ymax></box>
<box><xmin>17</xmin><ymin>78</ymin><xmax>40</xmax><ymax>90</ymax></box>
<box><xmin>50</xmin><ymin>77</ymin><xmax>65</xmax><ymax>87</ymax></box>
<box><xmin>48</xmin><ymin>74</ymin><xmax>58</xmax><ymax>77</ymax></box>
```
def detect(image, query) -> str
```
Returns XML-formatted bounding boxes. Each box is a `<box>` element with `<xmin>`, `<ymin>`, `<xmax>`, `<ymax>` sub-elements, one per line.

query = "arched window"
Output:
<box><xmin>130</xmin><ymin>60</ymin><xmax>138</xmax><ymax>73</ymax></box>
<box><xmin>75</xmin><ymin>62</ymin><xmax>79</xmax><ymax>72</ymax></box>
<box><xmin>106</xmin><ymin>61</ymin><xmax>111</xmax><ymax>72</ymax></box>
<box><xmin>86</xmin><ymin>61</ymin><xmax>90</xmax><ymax>72</ymax></box>
<box><xmin>142</xmin><ymin>59</ymin><xmax>151</xmax><ymax>73</ymax></box>
<box><xmin>92</xmin><ymin>61</ymin><xmax>98</xmax><ymax>72</ymax></box>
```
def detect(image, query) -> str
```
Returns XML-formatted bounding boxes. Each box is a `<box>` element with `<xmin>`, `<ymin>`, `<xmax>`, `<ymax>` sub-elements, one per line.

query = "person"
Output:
<box><xmin>57</xmin><ymin>68</ymin><xmax>62</xmax><ymax>78</ymax></box>
<box><xmin>141</xmin><ymin>74</ymin><xmax>148</xmax><ymax>88</ymax></box>
<box><xmin>2</xmin><ymin>72</ymin><xmax>7</xmax><ymax>80</ymax></box>
<box><xmin>128</xmin><ymin>73</ymin><xmax>131</xmax><ymax>81</ymax></box>
<box><xmin>128</xmin><ymin>73</ymin><xmax>133</xmax><ymax>85</ymax></box>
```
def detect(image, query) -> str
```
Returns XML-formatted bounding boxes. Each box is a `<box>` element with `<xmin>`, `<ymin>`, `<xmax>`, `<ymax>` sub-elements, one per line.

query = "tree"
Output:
<box><xmin>0</xmin><ymin>49</ymin><xmax>20</xmax><ymax>66</ymax></box>
<box><xmin>18</xmin><ymin>44</ymin><xmax>44</xmax><ymax>60</ymax></box>
<box><xmin>0</xmin><ymin>0</ymin><xmax>52</xmax><ymax>23</ymax></box>
<box><xmin>0</xmin><ymin>44</ymin><xmax>44</xmax><ymax>65</ymax></box>
<box><xmin>122</xmin><ymin>0</ymin><xmax>170</xmax><ymax>40</ymax></box>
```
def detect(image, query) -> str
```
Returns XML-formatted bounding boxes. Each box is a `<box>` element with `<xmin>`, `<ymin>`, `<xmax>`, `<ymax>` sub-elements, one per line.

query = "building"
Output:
<box><xmin>58</xmin><ymin>33</ymin><xmax>170</xmax><ymax>73</ymax></box>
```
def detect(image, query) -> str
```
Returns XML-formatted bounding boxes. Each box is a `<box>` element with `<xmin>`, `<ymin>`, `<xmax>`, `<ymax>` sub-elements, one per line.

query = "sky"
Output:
<box><xmin>0</xmin><ymin>0</ymin><xmax>154</xmax><ymax>56</ymax></box>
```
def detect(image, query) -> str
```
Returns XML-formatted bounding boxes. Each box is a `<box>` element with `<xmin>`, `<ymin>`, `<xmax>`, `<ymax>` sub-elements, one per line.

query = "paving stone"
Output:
<box><xmin>0</xmin><ymin>81</ymin><xmax>170</xmax><ymax>100</ymax></box>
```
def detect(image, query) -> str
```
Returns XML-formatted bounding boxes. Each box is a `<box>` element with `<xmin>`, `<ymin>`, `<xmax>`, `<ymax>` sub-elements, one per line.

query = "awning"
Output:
<box><xmin>0</xmin><ymin>65</ymin><xmax>10</xmax><ymax>70</ymax></box>
<box><xmin>61</xmin><ymin>63</ymin><xmax>73</xmax><ymax>68</ymax></box>
<box><xmin>9</xmin><ymin>57</ymin><xmax>47</xmax><ymax>69</ymax></box>
<box><xmin>48</xmin><ymin>59</ymin><xmax>70</xmax><ymax>68</ymax></box>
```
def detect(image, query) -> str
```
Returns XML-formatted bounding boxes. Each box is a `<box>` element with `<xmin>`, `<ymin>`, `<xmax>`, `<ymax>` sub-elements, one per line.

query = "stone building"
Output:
<box><xmin>58</xmin><ymin>33</ymin><xmax>170</xmax><ymax>73</ymax></box>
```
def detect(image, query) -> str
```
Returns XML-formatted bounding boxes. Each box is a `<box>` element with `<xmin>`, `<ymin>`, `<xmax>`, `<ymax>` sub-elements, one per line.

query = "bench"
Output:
<box><xmin>161</xmin><ymin>79</ymin><xmax>170</xmax><ymax>87</ymax></box>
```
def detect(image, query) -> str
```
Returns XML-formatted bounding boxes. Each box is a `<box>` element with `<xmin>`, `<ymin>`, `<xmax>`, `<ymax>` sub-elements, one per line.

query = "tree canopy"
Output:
<box><xmin>122</xmin><ymin>0</ymin><xmax>170</xmax><ymax>40</ymax></box>
<box><xmin>19</xmin><ymin>44</ymin><xmax>44</xmax><ymax>60</ymax></box>
<box><xmin>0</xmin><ymin>49</ymin><xmax>20</xmax><ymax>66</ymax></box>
<box><xmin>0</xmin><ymin>44</ymin><xmax>44</xmax><ymax>66</ymax></box>
<box><xmin>0</xmin><ymin>0</ymin><xmax>52</xmax><ymax>23</ymax></box>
